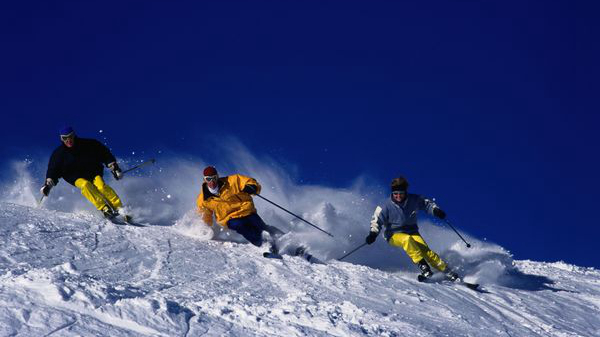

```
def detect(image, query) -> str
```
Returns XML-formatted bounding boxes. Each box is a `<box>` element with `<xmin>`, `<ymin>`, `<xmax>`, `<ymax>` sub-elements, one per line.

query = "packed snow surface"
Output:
<box><xmin>1</xmin><ymin>202</ymin><xmax>599</xmax><ymax>337</ymax></box>
<box><xmin>1</xmin><ymin>153</ymin><xmax>600</xmax><ymax>336</ymax></box>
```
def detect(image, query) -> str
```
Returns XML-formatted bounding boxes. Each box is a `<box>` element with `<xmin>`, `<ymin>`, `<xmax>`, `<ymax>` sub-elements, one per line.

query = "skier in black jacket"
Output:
<box><xmin>41</xmin><ymin>126</ymin><xmax>124</xmax><ymax>218</ymax></box>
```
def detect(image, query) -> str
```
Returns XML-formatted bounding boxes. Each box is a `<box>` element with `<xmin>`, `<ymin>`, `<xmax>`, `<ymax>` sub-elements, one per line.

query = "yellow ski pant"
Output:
<box><xmin>74</xmin><ymin>176</ymin><xmax>122</xmax><ymax>211</ymax></box>
<box><xmin>388</xmin><ymin>232</ymin><xmax>447</xmax><ymax>272</ymax></box>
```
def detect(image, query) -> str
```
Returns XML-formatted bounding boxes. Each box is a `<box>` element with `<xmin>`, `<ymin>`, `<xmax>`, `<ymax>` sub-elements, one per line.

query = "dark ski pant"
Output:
<box><xmin>227</xmin><ymin>213</ymin><xmax>284</xmax><ymax>247</ymax></box>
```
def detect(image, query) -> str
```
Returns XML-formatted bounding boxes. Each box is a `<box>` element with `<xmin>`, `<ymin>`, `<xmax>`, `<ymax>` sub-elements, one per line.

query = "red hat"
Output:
<box><xmin>203</xmin><ymin>166</ymin><xmax>218</xmax><ymax>176</ymax></box>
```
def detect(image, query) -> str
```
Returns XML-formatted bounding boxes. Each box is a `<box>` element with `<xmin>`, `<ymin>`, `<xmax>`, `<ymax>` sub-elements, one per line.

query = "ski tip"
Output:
<box><xmin>107</xmin><ymin>215</ymin><xmax>147</xmax><ymax>227</ymax></box>
<box><xmin>263</xmin><ymin>252</ymin><xmax>283</xmax><ymax>259</ymax></box>
<box><xmin>464</xmin><ymin>283</ymin><xmax>480</xmax><ymax>290</ymax></box>
<box><xmin>417</xmin><ymin>274</ymin><xmax>428</xmax><ymax>282</ymax></box>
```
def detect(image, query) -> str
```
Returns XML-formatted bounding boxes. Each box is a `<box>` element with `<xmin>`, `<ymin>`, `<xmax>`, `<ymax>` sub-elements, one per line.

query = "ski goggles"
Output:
<box><xmin>392</xmin><ymin>191</ymin><xmax>407</xmax><ymax>196</ymax></box>
<box><xmin>204</xmin><ymin>175</ymin><xmax>218</xmax><ymax>182</ymax></box>
<box><xmin>60</xmin><ymin>132</ymin><xmax>75</xmax><ymax>141</ymax></box>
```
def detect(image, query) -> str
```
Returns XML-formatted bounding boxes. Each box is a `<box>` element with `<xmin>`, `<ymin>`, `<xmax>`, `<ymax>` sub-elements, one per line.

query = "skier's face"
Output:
<box><xmin>392</xmin><ymin>191</ymin><xmax>406</xmax><ymax>202</ymax></box>
<box><xmin>61</xmin><ymin>134</ymin><xmax>75</xmax><ymax>148</ymax></box>
<box><xmin>205</xmin><ymin>175</ymin><xmax>218</xmax><ymax>189</ymax></box>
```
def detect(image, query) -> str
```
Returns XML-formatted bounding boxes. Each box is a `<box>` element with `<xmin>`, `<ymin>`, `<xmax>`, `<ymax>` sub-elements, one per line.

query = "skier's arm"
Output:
<box><xmin>199</xmin><ymin>206</ymin><xmax>214</xmax><ymax>226</ymax></box>
<box><xmin>42</xmin><ymin>151</ymin><xmax>62</xmax><ymax>195</ymax></box>
<box><xmin>40</xmin><ymin>178</ymin><xmax>56</xmax><ymax>196</ymax></box>
<box><xmin>366</xmin><ymin>206</ymin><xmax>386</xmax><ymax>244</ymax></box>
<box><xmin>234</xmin><ymin>174</ymin><xmax>262</xmax><ymax>195</ymax></box>
<box><xmin>42</xmin><ymin>151</ymin><xmax>61</xmax><ymax>196</ymax></box>
<box><xmin>107</xmin><ymin>162</ymin><xmax>123</xmax><ymax>180</ymax></box>
<box><xmin>92</xmin><ymin>140</ymin><xmax>123</xmax><ymax>180</ymax></box>
<box><xmin>196</xmin><ymin>194</ymin><xmax>214</xmax><ymax>226</ymax></box>
<box><xmin>45</xmin><ymin>151</ymin><xmax>61</xmax><ymax>185</ymax></box>
<box><xmin>370</xmin><ymin>206</ymin><xmax>385</xmax><ymax>234</ymax></box>
<box><xmin>419</xmin><ymin>196</ymin><xmax>446</xmax><ymax>219</ymax></box>
<box><xmin>94</xmin><ymin>140</ymin><xmax>117</xmax><ymax>167</ymax></box>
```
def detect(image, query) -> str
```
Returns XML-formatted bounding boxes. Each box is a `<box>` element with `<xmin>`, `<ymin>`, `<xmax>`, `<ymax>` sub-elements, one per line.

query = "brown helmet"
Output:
<box><xmin>391</xmin><ymin>176</ymin><xmax>409</xmax><ymax>192</ymax></box>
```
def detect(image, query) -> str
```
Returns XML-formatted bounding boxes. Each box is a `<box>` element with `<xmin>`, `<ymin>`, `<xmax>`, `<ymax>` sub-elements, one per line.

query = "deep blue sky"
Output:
<box><xmin>1</xmin><ymin>1</ymin><xmax>599</xmax><ymax>267</ymax></box>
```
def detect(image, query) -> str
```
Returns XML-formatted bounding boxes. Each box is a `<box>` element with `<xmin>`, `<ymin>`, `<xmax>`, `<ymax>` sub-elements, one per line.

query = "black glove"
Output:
<box><xmin>433</xmin><ymin>207</ymin><xmax>446</xmax><ymax>220</ymax></box>
<box><xmin>365</xmin><ymin>231</ymin><xmax>378</xmax><ymax>245</ymax></box>
<box><xmin>40</xmin><ymin>178</ymin><xmax>55</xmax><ymax>196</ymax></box>
<box><xmin>108</xmin><ymin>162</ymin><xmax>123</xmax><ymax>180</ymax></box>
<box><xmin>40</xmin><ymin>184</ymin><xmax>51</xmax><ymax>196</ymax></box>
<box><xmin>242</xmin><ymin>184</ymin><xmax>258</xmax><ymax>195</ymax></box>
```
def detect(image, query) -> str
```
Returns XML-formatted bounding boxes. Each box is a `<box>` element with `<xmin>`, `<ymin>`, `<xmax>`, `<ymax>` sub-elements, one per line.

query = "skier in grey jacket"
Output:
<box><xmin>365</xmin><ymin>176</ymin><xmax>458</xmax><ymax>280</ymax></box>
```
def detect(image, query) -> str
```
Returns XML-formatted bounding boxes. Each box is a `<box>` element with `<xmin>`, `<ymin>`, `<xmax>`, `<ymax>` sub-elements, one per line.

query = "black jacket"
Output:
<box><xmin>46</xmin><ymin>137</ymin><xmax>116</xmax><ymax>186</ymax></box>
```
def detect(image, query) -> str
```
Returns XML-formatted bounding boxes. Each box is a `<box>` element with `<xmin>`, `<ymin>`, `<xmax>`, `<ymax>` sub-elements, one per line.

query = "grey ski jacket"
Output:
<box><xmin>370</xmin><ymin>193</ymin><xmax>440</xmax><ymax>240</ymax></box>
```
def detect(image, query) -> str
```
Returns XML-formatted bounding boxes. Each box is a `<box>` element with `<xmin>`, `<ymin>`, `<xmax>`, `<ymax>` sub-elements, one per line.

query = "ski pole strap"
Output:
<box><xmin>337</xmin><ymin>243</ymin><xmax>367</xmax><ymax>261</ymax></box>
<box><xmin>256</xmin><ymin>194</ymin><xmax>334</xmax><ymax>237</ymax></box>
<box><xmin>122</xmin><ymin>159</ymin><xmax>156</xmax><ymax>175</ymax></box>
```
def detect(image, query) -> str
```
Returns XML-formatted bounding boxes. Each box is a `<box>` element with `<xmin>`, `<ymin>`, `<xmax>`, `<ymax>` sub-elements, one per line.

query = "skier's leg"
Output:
<box><xmin>388</xmin><ymin>233</ymin><xmax>427</xmax><ymax>263</ymax></box>
<box><xmin>251</xmin><ymin>213</ymin><xmax>284</xmax><ymax>239</ymax></box>
<box><xmin>263</xmin><ymin>224</ymin><xmax>285</xmax><ymax>238</ymax></box>
<box><xmin>93</xmin><ymin>176</ymin><xmax>123</xmax><ymax>209</ymax></box>
<box><xmin>227</xmin><ymin>216</ymin><xmax>263</xmax><ymax>247</ymax></box>
<box><xmin>74</xmin><ymin>178</ymin><xmax>109</xmax><ymax>211</ymax></box>
<box><xmin>411</xmin><ymin>234</ymin><xmax>448</xmax><ymax>272</ymax></box>
<box><xmin>246</xmin><ymin>213</ymin><xmax>281</xmax><ymax>253</ymax></box>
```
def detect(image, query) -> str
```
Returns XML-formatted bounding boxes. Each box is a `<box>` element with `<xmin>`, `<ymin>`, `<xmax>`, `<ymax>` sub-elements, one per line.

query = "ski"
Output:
<box><xmin>107</xmin><ymin>214</ymin><xmax>146</xmax><ymax>227</ymax></box>
<box><xmin>294</xmin><ymin>246</ymin><xmax>319</xmax><ymax>263</ymax></box>
<box><xmin>461</xmin><ymin>281</ymin><xmax>480</xmax><ymax>291</ymax></box>
<box><xmin>263</xmin><ymin>252</ymin><xmax>283</xmax><ymax>259</ymax></box>
<box><xmin>122</xmin><ymin>214</ymin><xmax>145</xmax><ymax>226</ymax></box>
<box><xmin>263</xmin><ymin>247</ymin><xmax>321</xmax><ymax>263</ymax></box>
<box><xmin>417</xmin><ymin>274</ymin><xmax>480</xmax><ymax>291</ymax></box>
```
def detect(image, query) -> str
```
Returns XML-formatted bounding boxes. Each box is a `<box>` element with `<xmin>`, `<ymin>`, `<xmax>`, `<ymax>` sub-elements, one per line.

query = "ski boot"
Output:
<box><xmin>418</xmin><ymin>260</ymin><xmax>433</xmax><ymax>279</ymax></box>
<box><xmin>263</xmin><ymin>242</ymin><xmax>283</xmax><ymax>259</ymax></box>
<box><xmin>269</xmin><ymin>243</ymin><xmax>279</xmax><ymax>255</ymax></box>
<box><xmin>294</xmin><ymin>246</ymin><xmax>314</xmax><ymax>262</ymax></box>
<box><xmin>445</xmin><ymin>269</ymin><xmax>459</xmax><ymax>282</ymax></box>
<box><xmin>101</xmin><ymin>205</ymin><xmax>117</xmax><ymax>219</ymax></box>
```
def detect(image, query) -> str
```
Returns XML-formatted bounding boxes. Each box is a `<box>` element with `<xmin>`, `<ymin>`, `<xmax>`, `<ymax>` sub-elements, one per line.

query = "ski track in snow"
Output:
<box><xmin>1</xmin><ymin>202</ymin><xmax>600</xmax><ymax>337</ymax></box>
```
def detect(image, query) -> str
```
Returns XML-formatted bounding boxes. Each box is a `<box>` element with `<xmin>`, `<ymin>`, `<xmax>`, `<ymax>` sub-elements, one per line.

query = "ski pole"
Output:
<box><xmin>443</xmin><ymin>219</ymin><xmax>472</xmax><ymax>248</ymax></box>
<box><xmin>122</xmin><ymin>159</ymin><xmax>156</xmax><ymax>175</ymax></box>
<box><xmin>255</xmin><ymin>194</ymin><xmax>334</xmax><ymax>237</ymax></box>
<box><xmin>37</xmin><ymin>195</ymin><xmax>45</xmax><ymax>208</ymax></box>
<box><xmin>337</xmin><ymin>243</ymin><xmax>367</xmax><ymax>261</ymax></box>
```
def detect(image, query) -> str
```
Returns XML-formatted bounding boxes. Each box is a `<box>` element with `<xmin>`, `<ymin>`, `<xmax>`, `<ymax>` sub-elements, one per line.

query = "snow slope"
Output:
<box><xmin>1</xmin><ymin>202</ymin><xmax>599</xmax><ymax>337</ymax></box>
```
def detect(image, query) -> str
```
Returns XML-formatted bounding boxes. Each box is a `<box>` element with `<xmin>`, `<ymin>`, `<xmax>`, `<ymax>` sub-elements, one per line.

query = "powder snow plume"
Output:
<box><xmin>2</xmin><ymin>139</ymin><xmax>521</xmax><ymax>286</ymax></box>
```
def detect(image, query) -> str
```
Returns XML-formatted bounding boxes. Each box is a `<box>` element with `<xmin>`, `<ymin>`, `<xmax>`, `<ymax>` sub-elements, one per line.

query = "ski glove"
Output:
<box><xmin>108</xmin><ymin>162</ymin><xmax>123</xmax><ymax>180</ymax></box>
<box><xmin>433</xmin><ymin>207</ymin><xmax>446</xmax><ymax>220</ymax></box>
<box><xmin>40</xmin><ymin>178</ymin><xmax>56</xmax><ymax>196</ymax></box>
<box><xmin>242</xmin><ymin>184</ymin><xmax>258</xmax><ymax>195</ymax></box>
<box><xmin>365</xmin><ymin>231</ymin><xmax>378</xmax><ymax>245</ymax></box>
